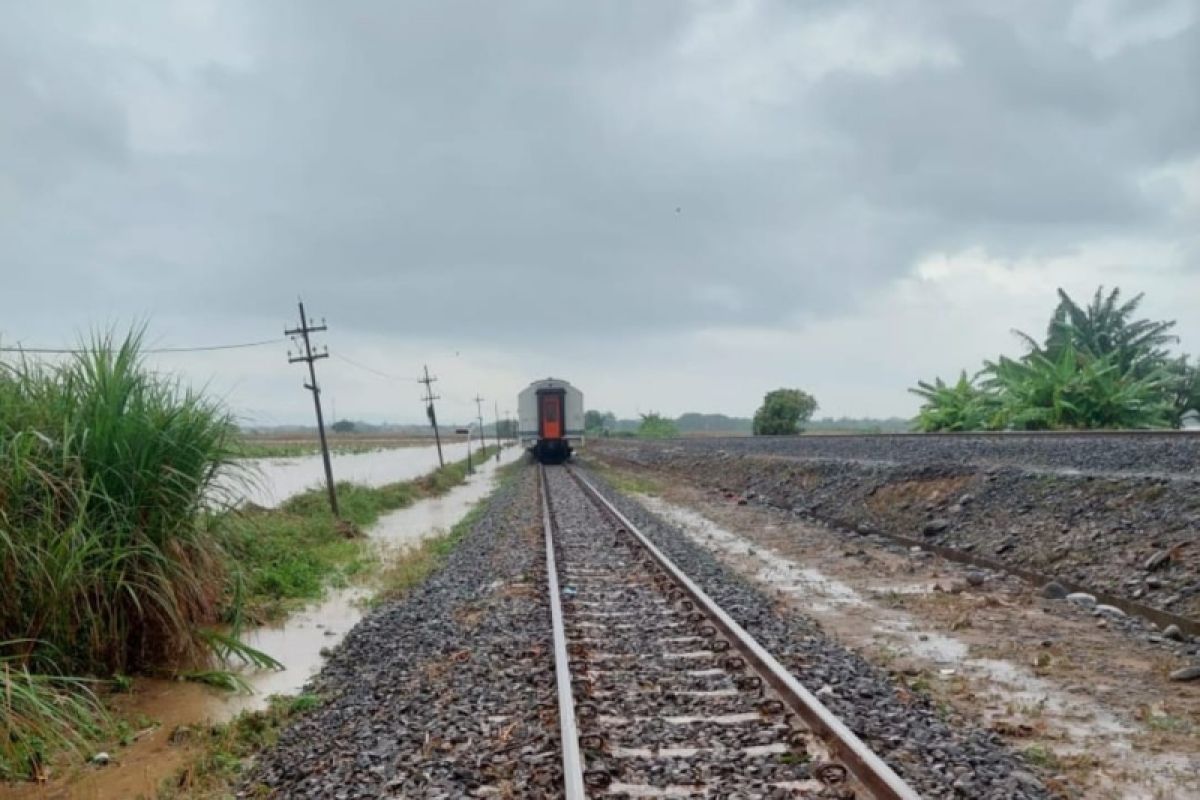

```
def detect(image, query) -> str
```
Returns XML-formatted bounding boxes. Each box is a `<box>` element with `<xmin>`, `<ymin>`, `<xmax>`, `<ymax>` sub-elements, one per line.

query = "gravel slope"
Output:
<box><xmin>597</xmin><ymin>440</ymin><xmax>1200</xmax><ymax>626</ymax></box>
<box><xmin>609</xmin><ymin>432</ymin><xmax>1200</xmax><ymax>477</ymax></box>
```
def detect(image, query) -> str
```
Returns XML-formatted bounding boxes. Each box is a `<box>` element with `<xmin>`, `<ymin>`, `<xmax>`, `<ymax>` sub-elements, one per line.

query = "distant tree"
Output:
<box><xmin>637</xmin><ymin>412</ymin><xmax>678</xmax><ymax>439</ymax></box>
<box><xmin>331</xmin><ymin>419</ymin><xmax>357</xmax><ymax>433</ymax></box>
<box><xmin>752</xmin><ymin>389</ymin><xmax>818</xmax><ymax>435</ymax></box>
<box><xmin>585</xmin><ymin>409</ymin><xmax>617</xmax><ymax>436</ymax></box>
<box><xmin>496</xmin><ymin>418</ymin><xmax>519</xmax><ymax>438</ymax></box>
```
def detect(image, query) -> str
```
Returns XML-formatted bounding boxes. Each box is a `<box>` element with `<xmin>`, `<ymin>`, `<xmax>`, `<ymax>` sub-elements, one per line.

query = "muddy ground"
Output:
<box><xmin>586</xmin><ymin>454</ymin><xmax>1200</xmax><ymax>799</ymax></box>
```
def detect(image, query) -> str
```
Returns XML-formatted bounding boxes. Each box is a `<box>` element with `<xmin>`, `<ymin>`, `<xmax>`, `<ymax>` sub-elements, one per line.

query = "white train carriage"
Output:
<box><xmin>519</xmin><ymin>378</ymin><xmax>584</xmax><ymax>464</ymax></box>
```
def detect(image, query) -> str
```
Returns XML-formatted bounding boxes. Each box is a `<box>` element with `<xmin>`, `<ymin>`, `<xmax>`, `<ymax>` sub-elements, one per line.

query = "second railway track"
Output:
<box><xmin>540</xmin><ymin>464</ymin><xmax>921</xmax><ymax>799</ymax></box>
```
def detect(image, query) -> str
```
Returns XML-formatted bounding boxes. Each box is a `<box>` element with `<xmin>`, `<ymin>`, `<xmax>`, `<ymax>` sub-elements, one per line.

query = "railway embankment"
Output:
<box><xmin>243</xmin><ymin>460</ymin><xmax>1057</xmax><ymax>798</ymax></box>
<box><xmin>591</xmin><ymin>439</ymin><xmax>1200</xmax><ymax>627</ymax></box>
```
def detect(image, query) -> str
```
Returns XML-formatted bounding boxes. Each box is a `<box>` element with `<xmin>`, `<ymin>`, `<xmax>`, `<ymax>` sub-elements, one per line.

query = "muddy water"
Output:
<box><xmin>1</xmin><ymin>448</ymin><xmax>523</xmax><ymax>800</ymax></box>
<box><xmin>230</xmin><ymin>441</ymin><xmax>476</xmax><ymax>508</ymax></box>
<box><xmin>216</xmin><ymin>447</ymin><xmax>523</xmax><ymax>717</ymax></box>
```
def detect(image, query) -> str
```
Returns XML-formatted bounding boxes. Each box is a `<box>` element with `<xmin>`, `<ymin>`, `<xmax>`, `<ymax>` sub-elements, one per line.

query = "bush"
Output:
<box><xmin>637</xmin><ymin>412</ymin><xmax>678</xmax><ymax>439</ymax></box>
<box><xmin>910</xmin><ymin>372</ymin><xmax>999</xmax><ymax>432</ymax></box>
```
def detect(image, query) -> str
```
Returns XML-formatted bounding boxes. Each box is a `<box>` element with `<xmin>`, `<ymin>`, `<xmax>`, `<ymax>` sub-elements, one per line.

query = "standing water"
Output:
<box><xmin>218</xmin><ymin>446</ymin><xmax>522</xmax><ymax>716</ymax></box>
<box><xmin>230</xmin><ymin>441</ymin><xmax>474</xmax><ymax>507</ymax></box>
<box><xmin>1</xmin><ymin>447</ymin><xmax>523</xmax><ymax>800</ymax></box>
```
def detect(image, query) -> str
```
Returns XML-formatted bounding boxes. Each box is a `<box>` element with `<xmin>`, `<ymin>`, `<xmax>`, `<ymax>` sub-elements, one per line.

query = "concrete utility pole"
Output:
<box><xmin>474</xmin><ymin>394</ymin><xmax>486</xmax><ymax>457</ymax></box>
<box><xmin>419</xmin><ymin>364</ymin><xmax>444</xmax><ymax>468</ymax></box>
<box><xmin>286</xmin><ymin>300</ymin><xmax>339</xmax><ymax>517</ymax></box>
<box><xmin>493</xmin><ymin>400</ymin><xmax>501</xmax><ymax>462</ymax></box>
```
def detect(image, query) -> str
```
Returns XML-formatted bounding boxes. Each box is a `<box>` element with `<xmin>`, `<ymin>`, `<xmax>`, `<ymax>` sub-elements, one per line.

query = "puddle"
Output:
<box><xmin>226</xmin><ymin>441</ymin><xmax>479</xmax><ymax>507</ymax></box>
<box><xmin>641</xmin><ymin>500</ymin><xmax>864</xmax><ymax>612</ymax></box>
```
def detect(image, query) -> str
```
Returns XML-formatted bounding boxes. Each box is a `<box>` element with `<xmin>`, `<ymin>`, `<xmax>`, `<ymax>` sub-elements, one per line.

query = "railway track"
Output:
<box><xmin>540</xmin><ymin>464</ymin><xmax>922</xmax><ymax>799</ymax></box>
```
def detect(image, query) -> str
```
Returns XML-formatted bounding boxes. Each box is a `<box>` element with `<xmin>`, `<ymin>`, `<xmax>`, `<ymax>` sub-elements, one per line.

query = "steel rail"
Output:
<box><xmin>567</xmin><ymin>466</ymin><xmax>924</xmax><ymax>800</ymax></box>
<box><xmin>539</xmin><ymin>465</ymin><xmax>587</xmax><ymax>799</ymax></box>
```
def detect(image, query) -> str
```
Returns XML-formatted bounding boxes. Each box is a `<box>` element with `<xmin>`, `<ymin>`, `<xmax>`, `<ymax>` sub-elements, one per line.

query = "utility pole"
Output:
<box><xmin>286</xmin><ymin>300</ymin><xmax>339</xmax><ymax>517</ymax></box>
<box><xmin>465</xmin><ymin>425</ymin><xmax>473</xmax><ymax>474</ymax></box>
<box><xmin>474</xmin><ymin>394</ymin><xmax>486</xmax><ymax>458</ymax></box>
<box><xmin>493</xmin><ymin>400</ymin><xmax>501</xmax><ymax>462</ymax></box>
<box><xmin>419</xmin><ymin>365</ymin><xmax>444</xmax><ymax>468</ymax></box>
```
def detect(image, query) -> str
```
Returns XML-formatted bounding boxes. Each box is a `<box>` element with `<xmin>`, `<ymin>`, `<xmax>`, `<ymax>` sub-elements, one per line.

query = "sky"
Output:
<box><xmin>1</xmin><ymin>0</ymin><xmax>1197</xmax><ymax>427</ymax></box>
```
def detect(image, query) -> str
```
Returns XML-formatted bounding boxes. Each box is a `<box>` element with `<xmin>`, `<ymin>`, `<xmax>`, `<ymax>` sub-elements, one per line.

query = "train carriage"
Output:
<box><xmin>519</xmin><ymin>378</ymin><xmax>584</xmax><ymax>464</ymax></box>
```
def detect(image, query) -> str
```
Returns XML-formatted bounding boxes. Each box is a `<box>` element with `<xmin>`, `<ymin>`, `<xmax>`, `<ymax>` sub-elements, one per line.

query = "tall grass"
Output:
<box><xmin>0</xmin><ymin>330</ymin><xmax>241</xmax><ymax>675</ymax></box>
<box><xmin>0</xmin><ymin>643</ymin><xmax>110</xmax><ymax>781</ymax></box>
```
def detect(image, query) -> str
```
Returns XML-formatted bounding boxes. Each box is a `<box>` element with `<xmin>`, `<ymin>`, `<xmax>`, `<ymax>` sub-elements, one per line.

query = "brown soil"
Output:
<box><xmin>594</xmin><ymin>458</ymin><xmax>1200</xmax><ymax>800</ymax></box>
<box><xmin>0</xmin><ymin>679</ymin><xmax>226</xmax><ymax>800</ymax></box>
<box><xmin>864</xmin><ymin>475</ymin><xmax>972</xmax><ymax>514</ymax></box>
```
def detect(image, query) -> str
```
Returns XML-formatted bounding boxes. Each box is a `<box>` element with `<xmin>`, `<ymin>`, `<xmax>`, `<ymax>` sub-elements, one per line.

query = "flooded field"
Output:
<box><xmin>1</xmin><ymin>448</ymin><xmax>522</xmax><ymax>800</ymax></box>
<box><xmin>231</xmin><ymin>441</ymin><xmax>475</xmax><ymax>507</ymax></box>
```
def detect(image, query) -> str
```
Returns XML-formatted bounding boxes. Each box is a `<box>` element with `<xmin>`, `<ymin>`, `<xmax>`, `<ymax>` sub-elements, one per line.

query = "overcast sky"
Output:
<box><xmin>2</xmin><ymin>1</ymin><xmax>1197</xmax><ymax>426</ymax></box>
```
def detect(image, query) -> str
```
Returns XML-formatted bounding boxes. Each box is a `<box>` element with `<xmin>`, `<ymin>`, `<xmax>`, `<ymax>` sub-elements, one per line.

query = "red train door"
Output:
<box><xmin>539</xmin><ymin>392</ymin><xmax>563</xmax><ymax>439</ymax></box>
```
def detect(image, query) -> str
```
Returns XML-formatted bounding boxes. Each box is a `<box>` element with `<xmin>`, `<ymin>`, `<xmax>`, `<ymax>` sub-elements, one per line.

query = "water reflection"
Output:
<box><xmin>212</xmin><ymin>446</ymin><xmax>523</xmax><ymax>718</ymax></box>
<box><xmin>232</xmin><ymin>441</ymin><xmax>478</xmax><ymax>508</ymax></box>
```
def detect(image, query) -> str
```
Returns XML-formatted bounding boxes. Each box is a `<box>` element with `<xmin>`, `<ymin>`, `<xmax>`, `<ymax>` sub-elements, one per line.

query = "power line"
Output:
<box><xmin>0</xmin><ymin>338</ymin><xmax>284</xmax><ymax>354</ymax></box>
<box><xmin>331</xmin><ymin>352</ymin><xmax>418</xmax><ymax>382</ymax></box>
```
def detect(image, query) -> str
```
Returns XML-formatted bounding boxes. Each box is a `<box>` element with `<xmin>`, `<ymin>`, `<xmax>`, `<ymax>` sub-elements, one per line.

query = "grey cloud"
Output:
<box><xmin>1</xmin><ymin>1</ymin><xmax>1196</xmax><ymax>367</ymax></box>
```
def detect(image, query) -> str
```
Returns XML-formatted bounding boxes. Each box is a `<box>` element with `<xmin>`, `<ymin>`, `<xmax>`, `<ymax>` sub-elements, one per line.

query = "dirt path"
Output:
<box><xmin>596</xmin><ymin>461</ymin><xmax>1200</xmax><ymax>799</ymax></box>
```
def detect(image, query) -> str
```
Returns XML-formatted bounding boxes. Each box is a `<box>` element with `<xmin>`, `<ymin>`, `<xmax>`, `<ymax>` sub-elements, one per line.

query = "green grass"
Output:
<box><xmin>1022</xmin><ymin>744</ymin><xmax>1062</xmax><ymax>770</ymax></box>
<box><xmin>226</xmin><ymin>446</ymin><xmax>498</xmax><ymax>621</ymax></box>
<box><xmin>231</xmin><ymin>440</ymin><xmax>424</xmax><ymax>459</ymax></box>
<box><xmin>0</xmin><ymin>647</ymin><xmax>111</xmax><ymax>782</ymax></box>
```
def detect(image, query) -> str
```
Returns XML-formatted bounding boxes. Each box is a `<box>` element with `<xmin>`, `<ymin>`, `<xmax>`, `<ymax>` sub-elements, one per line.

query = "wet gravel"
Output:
<box><xmin>579</xmin><ymin>465</ymin><xmax>1054</xmax><ymax>800</ymax></box>
<box><xmin>547</xmin><ymin>467</ymin><xmax>831</xmax><ymax>796</ymax></box>
<box><xmin>610</xmin><ymin>432</ymin><xmax>1200</xmax><ymax>477</ymax></box>
<box><xmin>243</xmin><ymin>468</ymin><xmax>563</xmax><ymax>799</ymax></box>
